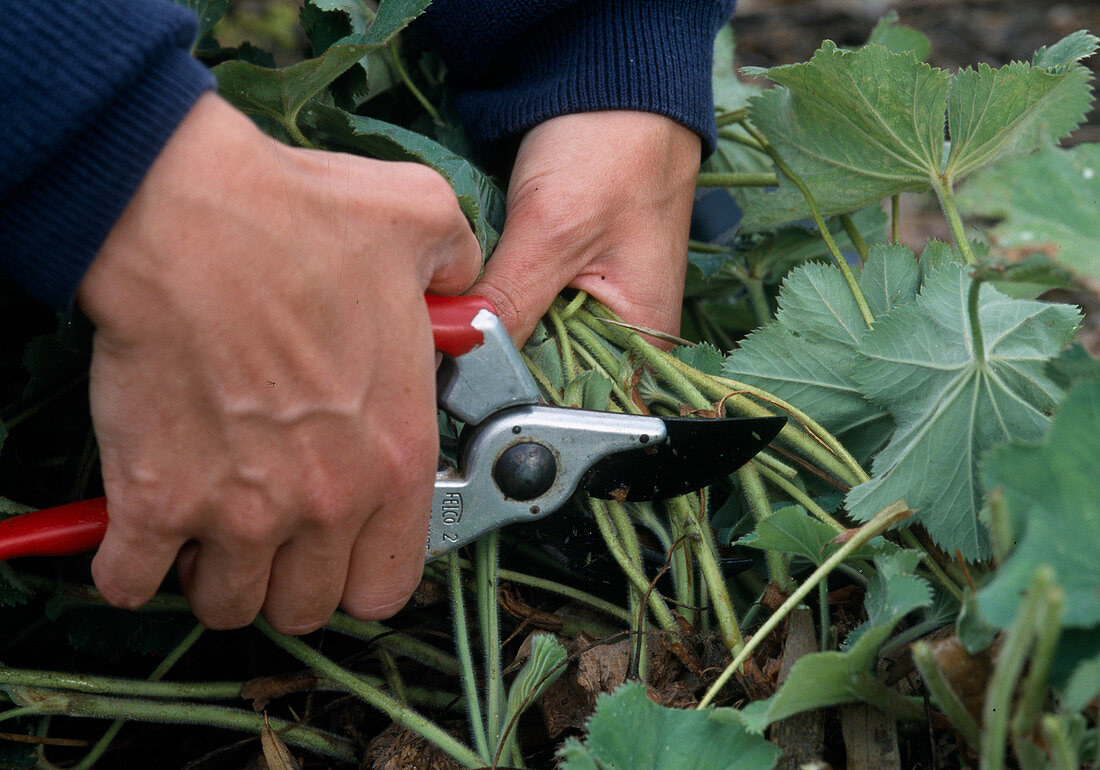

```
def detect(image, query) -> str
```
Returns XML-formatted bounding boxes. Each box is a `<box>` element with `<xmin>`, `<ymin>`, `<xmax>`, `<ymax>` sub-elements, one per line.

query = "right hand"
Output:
<box><xmin>76</xmin><ymin>93</ymin><xmax>481</xmax><ymax>634</ymax></box>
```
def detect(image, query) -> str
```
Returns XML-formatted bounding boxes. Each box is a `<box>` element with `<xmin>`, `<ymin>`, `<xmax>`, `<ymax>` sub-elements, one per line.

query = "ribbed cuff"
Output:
<box><xmin>443</xmin><ymin>0</ymin><xmax>733</xmax><ymax>160</ymax></box>
<box><xmin>0</xmin><ymin>51</ymin><xmax>214</xmax><ymax>309</ymax></box>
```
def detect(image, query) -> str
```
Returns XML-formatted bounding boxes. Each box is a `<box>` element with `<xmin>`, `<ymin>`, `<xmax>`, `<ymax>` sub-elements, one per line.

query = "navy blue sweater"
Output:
<box><xmin>0</xmin><ymin>0</ymin><xmax>735</xmax><ymax>309</ymax></box>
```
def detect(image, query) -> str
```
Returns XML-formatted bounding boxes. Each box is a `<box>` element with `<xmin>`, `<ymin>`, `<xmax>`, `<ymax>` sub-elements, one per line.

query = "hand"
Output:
<box><xmin>472</xmin><ymin>111</ymin><xmax>701</xmax><ymax>344</ymax></box>
<box><xmin>77</xmin><ymin>93</ymin><xmax>481</xmax><ymax>633</ymax></box>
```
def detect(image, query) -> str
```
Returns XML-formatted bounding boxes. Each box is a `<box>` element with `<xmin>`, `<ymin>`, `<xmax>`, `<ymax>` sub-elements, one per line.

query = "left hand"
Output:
<box><xmin>471</xmin><ymin>111</ymin><xmax>701</xmax><ymax>345</ymax></box>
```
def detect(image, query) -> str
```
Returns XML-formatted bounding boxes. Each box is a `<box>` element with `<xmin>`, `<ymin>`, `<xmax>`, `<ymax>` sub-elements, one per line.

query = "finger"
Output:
<box><xmin>175</xmin><ymin>505</ymin><xmax>277</xmax><ymax>629</ymax></box>
<box><xmin>92</xmin><ymin>512</ymin><xmax>188</xmax><ymax>610</ymax></box>
<box><xmin>341</xmin><ymin>502</ymin><xmax>428</xmax><ymax>620</ymax></box>
<box><xmin>469</xmin><ymin>218</ymin><xmax>593</xmax><ymax>344</ymax></box>
<box><xmin>389</xmin><ymin>163</ymin><xmax>483</xmax><ymax>296</ymax></box>
<box><xmin>260</xmin><ymin>529</ymin><xmax>353</xmax><ymax>635</ymax></box>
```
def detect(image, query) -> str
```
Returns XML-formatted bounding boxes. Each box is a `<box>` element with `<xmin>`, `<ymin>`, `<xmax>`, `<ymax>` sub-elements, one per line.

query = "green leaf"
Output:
<box><xmin>500</xmin><ymin>634</ymin><xmax>567</xmax><ymax>761</ymax></box>
<box><xmin>863</xmin><ymin>11</ymin><xmax>931</xmax><ymax>60</ymax></box>
<box><xmin>846</xmin><ymin>263</ymin><xmax>1080</xmax><ymax>557</ymax></box>
<box><xmin>731</xmin><ymin>552</ymin><xmax>930</xmax><ymax>732</ymax></box>
<box><xmin>844</xmin><ymin>262</ymin><xmax>1078</xmax><ymax>554</ymax></box>
<box><xmin>214</xmin><ymin>0</ymin><xmax>428</xmax><ymax>129</ymax></box>
<box><xmin>1062</xmin><ymin>650</ymin><xmax>1100</xmax><ymax>712</ymax></box>
<box><xmin>956</xmin><ymin>144</ymin><xmax>1100</xmax><ymax>282</ymax></box>
<box><xmin>735</xmin><ymin>505</ymin><xmax>893</xmax><ymax>566</ymax></box>
<box><xmin>672</xmin><ymin>342</ymin><xmax>725</xmax><ymax>377</ymax></box>
<box><xmin>723</xmin><ymin>261</ymin><xmax>893</xmax><ymax>461</ymax></box>
<box><xmin>858</xmin><ymin>243</ymin><xmax>920</xmax><ymax>318</ymax></box>
<box><xmin>943</xmin><ymin>59</ymin><xmax>1094</xmax><ymax>181</ymax></box>
<box><xmin>558</xmin><ymin>682</ymin><xmax>781</xmax><ymax>770</ymax></box>
<box><xmin>1045</xmin><ymin>341</ymin><xmax>1100</xmax><ymax>392</ymax></box>
<box><xmin>977</xmin><ymin>379</ymin><xmax>1100</xmax><ymax>629</ymax></box>
<box><xmin>310</xmin><ymin>104</ymin><xmax>505</xmax><ymax>255</ymax></box>
<box><xmin>706</xmin><ymin>26</ymin><xmax>772</xmax><ymax>180</ymax></box>
<box><xmin>740</xmin><ymin>42</ymin><xmax>949</xmax><ymax>230</ymax></box>
<box><xmin>740</xmin><ymin>34</ymin><xmax>1095</xmax><ymax>231</ymax></box>
<box><xmin>843</xmin><ymin>550</ymin><xmax>931</xmax><ymax>649</ymax></box>
<box><xmin>1032</xmin><ymin>30</ymin><xmax>1100</xmax><ymax>72</ymax></box>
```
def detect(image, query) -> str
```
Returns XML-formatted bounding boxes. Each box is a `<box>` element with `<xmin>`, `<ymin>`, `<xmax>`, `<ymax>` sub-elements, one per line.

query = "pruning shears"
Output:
<box><xmin>0</xmin><ymin>295</ymin><xmax>784</xmax><ymax>563</ymax></box>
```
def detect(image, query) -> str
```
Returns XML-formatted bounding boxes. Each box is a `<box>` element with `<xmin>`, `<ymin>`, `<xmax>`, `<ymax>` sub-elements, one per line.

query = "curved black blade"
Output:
<box><xmin>581</xmin><ymin>416</ymin><xmax>785</xmax><ymax>501</ymax></box>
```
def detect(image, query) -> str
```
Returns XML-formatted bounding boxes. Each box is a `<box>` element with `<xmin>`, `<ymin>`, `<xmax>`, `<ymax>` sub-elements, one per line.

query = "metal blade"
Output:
<box><xmin>580</xmin><ymin>416</ymin><xmax>785</xmax><ymax>501</ymax></box>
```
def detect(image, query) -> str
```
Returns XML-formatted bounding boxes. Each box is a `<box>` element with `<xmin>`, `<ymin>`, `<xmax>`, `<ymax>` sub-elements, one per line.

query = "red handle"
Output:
<box><xmin>0</xmin><ymin>498</ymin><xmax>109</xmax><ymax>560</ymax></box>
<box><xmin>0</xmin><ymin>296</ymin><xmax>498</xmax><ymax>560</ymax></box>
<box><xmin>426</xmin><ymin>294</ymin><xmax>497</xmax><ymax>357</ymax></box>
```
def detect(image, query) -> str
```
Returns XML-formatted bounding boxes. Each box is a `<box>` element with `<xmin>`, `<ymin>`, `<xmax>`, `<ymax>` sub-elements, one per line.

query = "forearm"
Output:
<box><xmin>0</xmin><ymin>0</ymin><xmax>214</xmax><ymax>308</ymax></box>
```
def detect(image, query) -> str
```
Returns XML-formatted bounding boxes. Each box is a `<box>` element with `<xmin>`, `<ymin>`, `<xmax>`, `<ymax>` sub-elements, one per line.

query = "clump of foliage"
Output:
<box><xmin>1</xmin><ymin>2</ymin><xmax>1097</xmax><ymax>768</ymax></box>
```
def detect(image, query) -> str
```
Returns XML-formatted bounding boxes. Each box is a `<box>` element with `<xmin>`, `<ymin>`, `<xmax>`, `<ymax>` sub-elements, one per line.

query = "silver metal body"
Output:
<box><xmin>428</xmin><ymin>308</ymin><xmax>664</xmax><ymax>560</ymax></box>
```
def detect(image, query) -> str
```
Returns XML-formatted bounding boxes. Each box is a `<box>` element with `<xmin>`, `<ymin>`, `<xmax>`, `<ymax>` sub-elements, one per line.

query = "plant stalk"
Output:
<box><xmin>698</xmin><ymin>500</ymin><xmax>912</xmax><ymax>709</ymax></box>
<box><xmin>256</xmin><ymin>617</ymin><xmax>483</xmax><ymax>768</ymax></box>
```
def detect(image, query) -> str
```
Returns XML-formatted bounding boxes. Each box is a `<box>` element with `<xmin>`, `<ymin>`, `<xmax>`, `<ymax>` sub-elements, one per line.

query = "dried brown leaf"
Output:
<box><xmin>261</xmin><ymin>714</ymin><xmax>301</xmax><ymax>770</ymax></box>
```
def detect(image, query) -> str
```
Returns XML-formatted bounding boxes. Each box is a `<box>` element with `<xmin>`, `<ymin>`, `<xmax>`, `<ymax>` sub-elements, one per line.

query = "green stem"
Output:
<box><xmin>325</xmin><ymin>614</ymin><xmax>459</xmax><ymax>674</ymax></box>
<box><xmin>715</xmin><ymin>108</ymin><xmax>750</xmax><ymax>128</ymax></box>
<box><xmin>754</xmin><ymin>463</ymin><xmax>845</xmax><ymax>532</ymax></box>
<box><xmin>389</xmin><ymin>40</ymin><xmax>442</xmax><ymax>123</ymax></box>
<box><xmin>665</xmin><ymin>361</ymin><xmax>868</xmax><ymax>487</ymax></box>
<box><xmin>448</xmin><ymin>554</ymin><xmax>489</xmax><ymax>762</ymax></box>
<box><xmin>696</xmin><ymin>172</ymin><xmax>779</xmax><ymax>188</ymax></box>
<box><xmin>475</xmin><ymin>533</ymin><xmax>505</xmax><ymax>754</ymax></box>
<box><xmin>968</xmin><ymin>276</ymin><xmax>986</xmax><ymax>365</ymax></box>
<box><xmin>668</xmin><ymin>496</ymin><xmax>744</xmax><ymax>651</ymax></box>
<box><xmin>70</xmin><ymin>624</ymin><xmax>205</xmax><ymax>770</ymax></box>
<box><xmin>818</xmin><ymin>580</ymin><xmax>830</xmax><ymax>653</ymax></box>
<box><xmin>848</xmin><ymin>671</ymin><xmax>926</xmax><ymax>721</ymax></box>
<box><xmin>739</xmin><ymin>119</ymin><xmax>875</xmax><ymax>328</ymax></box>
<box><xmin>4</xmin><ymin>684</ymin><xmax>356</xmax><ymax>762</ymax></box>
<box><xmin>547</xmin><ymin>306</ymin><xmax>577</xmax><ymax>383</ymax></box>
<box><xmin>256</xmin><ymin>617</ymin><xmax>483</xmax><ymax>767</ymax></box>
<box><xmin>717</xmin><ymin>127</ymin><xmax>766</xmax><ymax>151</ymax></box>
<box><xmin>0</xmin><ymin>670</ymin><xmax>239</xmax><ymax>702</ymax></box>
<box><xmin>589</xmin><ymin>498</ymin><xmax>684</xmax><ymax>644</ymax></box>
<box><xmin>911</xmin><ymin>640</ymin><xmax>981</xmax><ymax>747</ymax></box>
<box><xmin>480</xmin><ymin>563</ymin><xmax>630</xmax><ymax>623</ymax></box>
<box><xmin>698</xmin><ymin>500</ymin><xmax>912</xmax><ymax>709</ymax></box>
<box><xmin>521</xmin><ymin>351</ymin><xmax>566</xmax><ymax>406</ymax></box>
<box><xmin>1040</xmin><ymin>716</ymin><xmax>1078</xmax><ymax>770</ymax></box>
<box><xmin>738</xmin><ymin>462</ymin><xmax>790</xmax><ymax>591</ymax></box>
<box><xmin>745</xmin><ymin>277</ymin><xmax>772</xmax><ymax>327</ymax></box>
<box><xmin>981</xmin><ymin>567</ymin><xmax>1054</xmax><ymax>770</ymax></box>
<box><xmin>282</xmin><ymin>113</ymin><xmax>318</xmax><ymax>149</ymax></box>
<box><xmin>1012</xmin><ymin>580</ymin><xmax>1064</xmax><ymax>739</ymax></box>
<box><xmin>840</xmin><ymin>213</ymin><xmax>869</xmax><ymax>265</ymax></box>
<box><xmin>899</xmin><ymin>530</ymin><xmax>965</xmax><ymax>602</ymax></box>
<box><xmin>932</xmin><ymin>175</ymin><xmax>976</xmax><ymax>265</ymax></box>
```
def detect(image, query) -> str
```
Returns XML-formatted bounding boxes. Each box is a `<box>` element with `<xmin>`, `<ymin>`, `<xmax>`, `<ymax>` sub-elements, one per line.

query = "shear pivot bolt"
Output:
<box><xmin>493</xmin><ymin>442</ymin><xmax>556</xmax><ymax>501</ymax></box>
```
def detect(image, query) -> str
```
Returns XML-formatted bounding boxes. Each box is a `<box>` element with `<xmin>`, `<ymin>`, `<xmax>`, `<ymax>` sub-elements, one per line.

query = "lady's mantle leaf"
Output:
<box><xmin>741</xmin><ymin>42</ymin><xmax>948</xmax><ymax>230</ymax></box>
<box><xmin>723</xmin><ymin>246</ymin><xmax>917</xmax><ymax>461</ymax></box>
<box><xmin>740</xmin><ymin>34</ymin><xmax>1095</xmax><ymax>231</ymax></box>
<box><xmin>558</xmin><ymin>682</ymin><xmax>781</xmax><ymax>770</ymax></box>
<box><xmin>956</xmin><ymin>144</ymin><xmax>1100</xmax><ymax>281</ymax></box>
<box><xmin>977</xmin><ymin>380</ymin><xmax>1100</xmax><ymax>629</ymax></box>
<box><xmin>846</xmin><ymin>263</ymin><xmax>1080</xmax><ymax>558</ymax></box>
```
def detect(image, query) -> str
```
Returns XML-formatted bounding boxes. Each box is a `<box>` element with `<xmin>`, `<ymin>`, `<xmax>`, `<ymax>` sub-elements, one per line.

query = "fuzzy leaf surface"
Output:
<box><xmin>214</xmin><ymin>0</ymin><xmax>427</xmax><ymax>125</ymax></box>
<box><xmin>722</xmin><ymin>258</ymin><xmax>898</xmax><ymax>461</ymax></box>
<box><xmin>740</xmin><ymin>34</ymin><xmax>1095</xmax><ymax>230</ymax></box>
<box><xmin>977</xmin><ymin>380</ymin><xmax>1100</xmax><ymax>629</ymax></box>
<box><xmin>310</xmin><ymin>104</ymin><xmax>504</xmax><ymax>255</ymax></box>
<box><xmin>943</xmin><ymin>56</ymin><xmax>1095</xmax><ymax>180</ymax></box>
<box><xmin>846</xmin><ymin>264</ymin><xmax>1080</xmax><ymax>557</ymax></box>
<box><xmin>558</xmin><ymin>682</ymin><xmax>780</xmax><ymax>769</ymax></box>
<box><xmin>957</xmin><ymin>144</ymin><xmax>1100</xmax><ymax>281</ymax></box>
<box><xmin>740</xmin><ymin>42</ymin><xmax>949</xmax><ymax>230</ymax></box>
